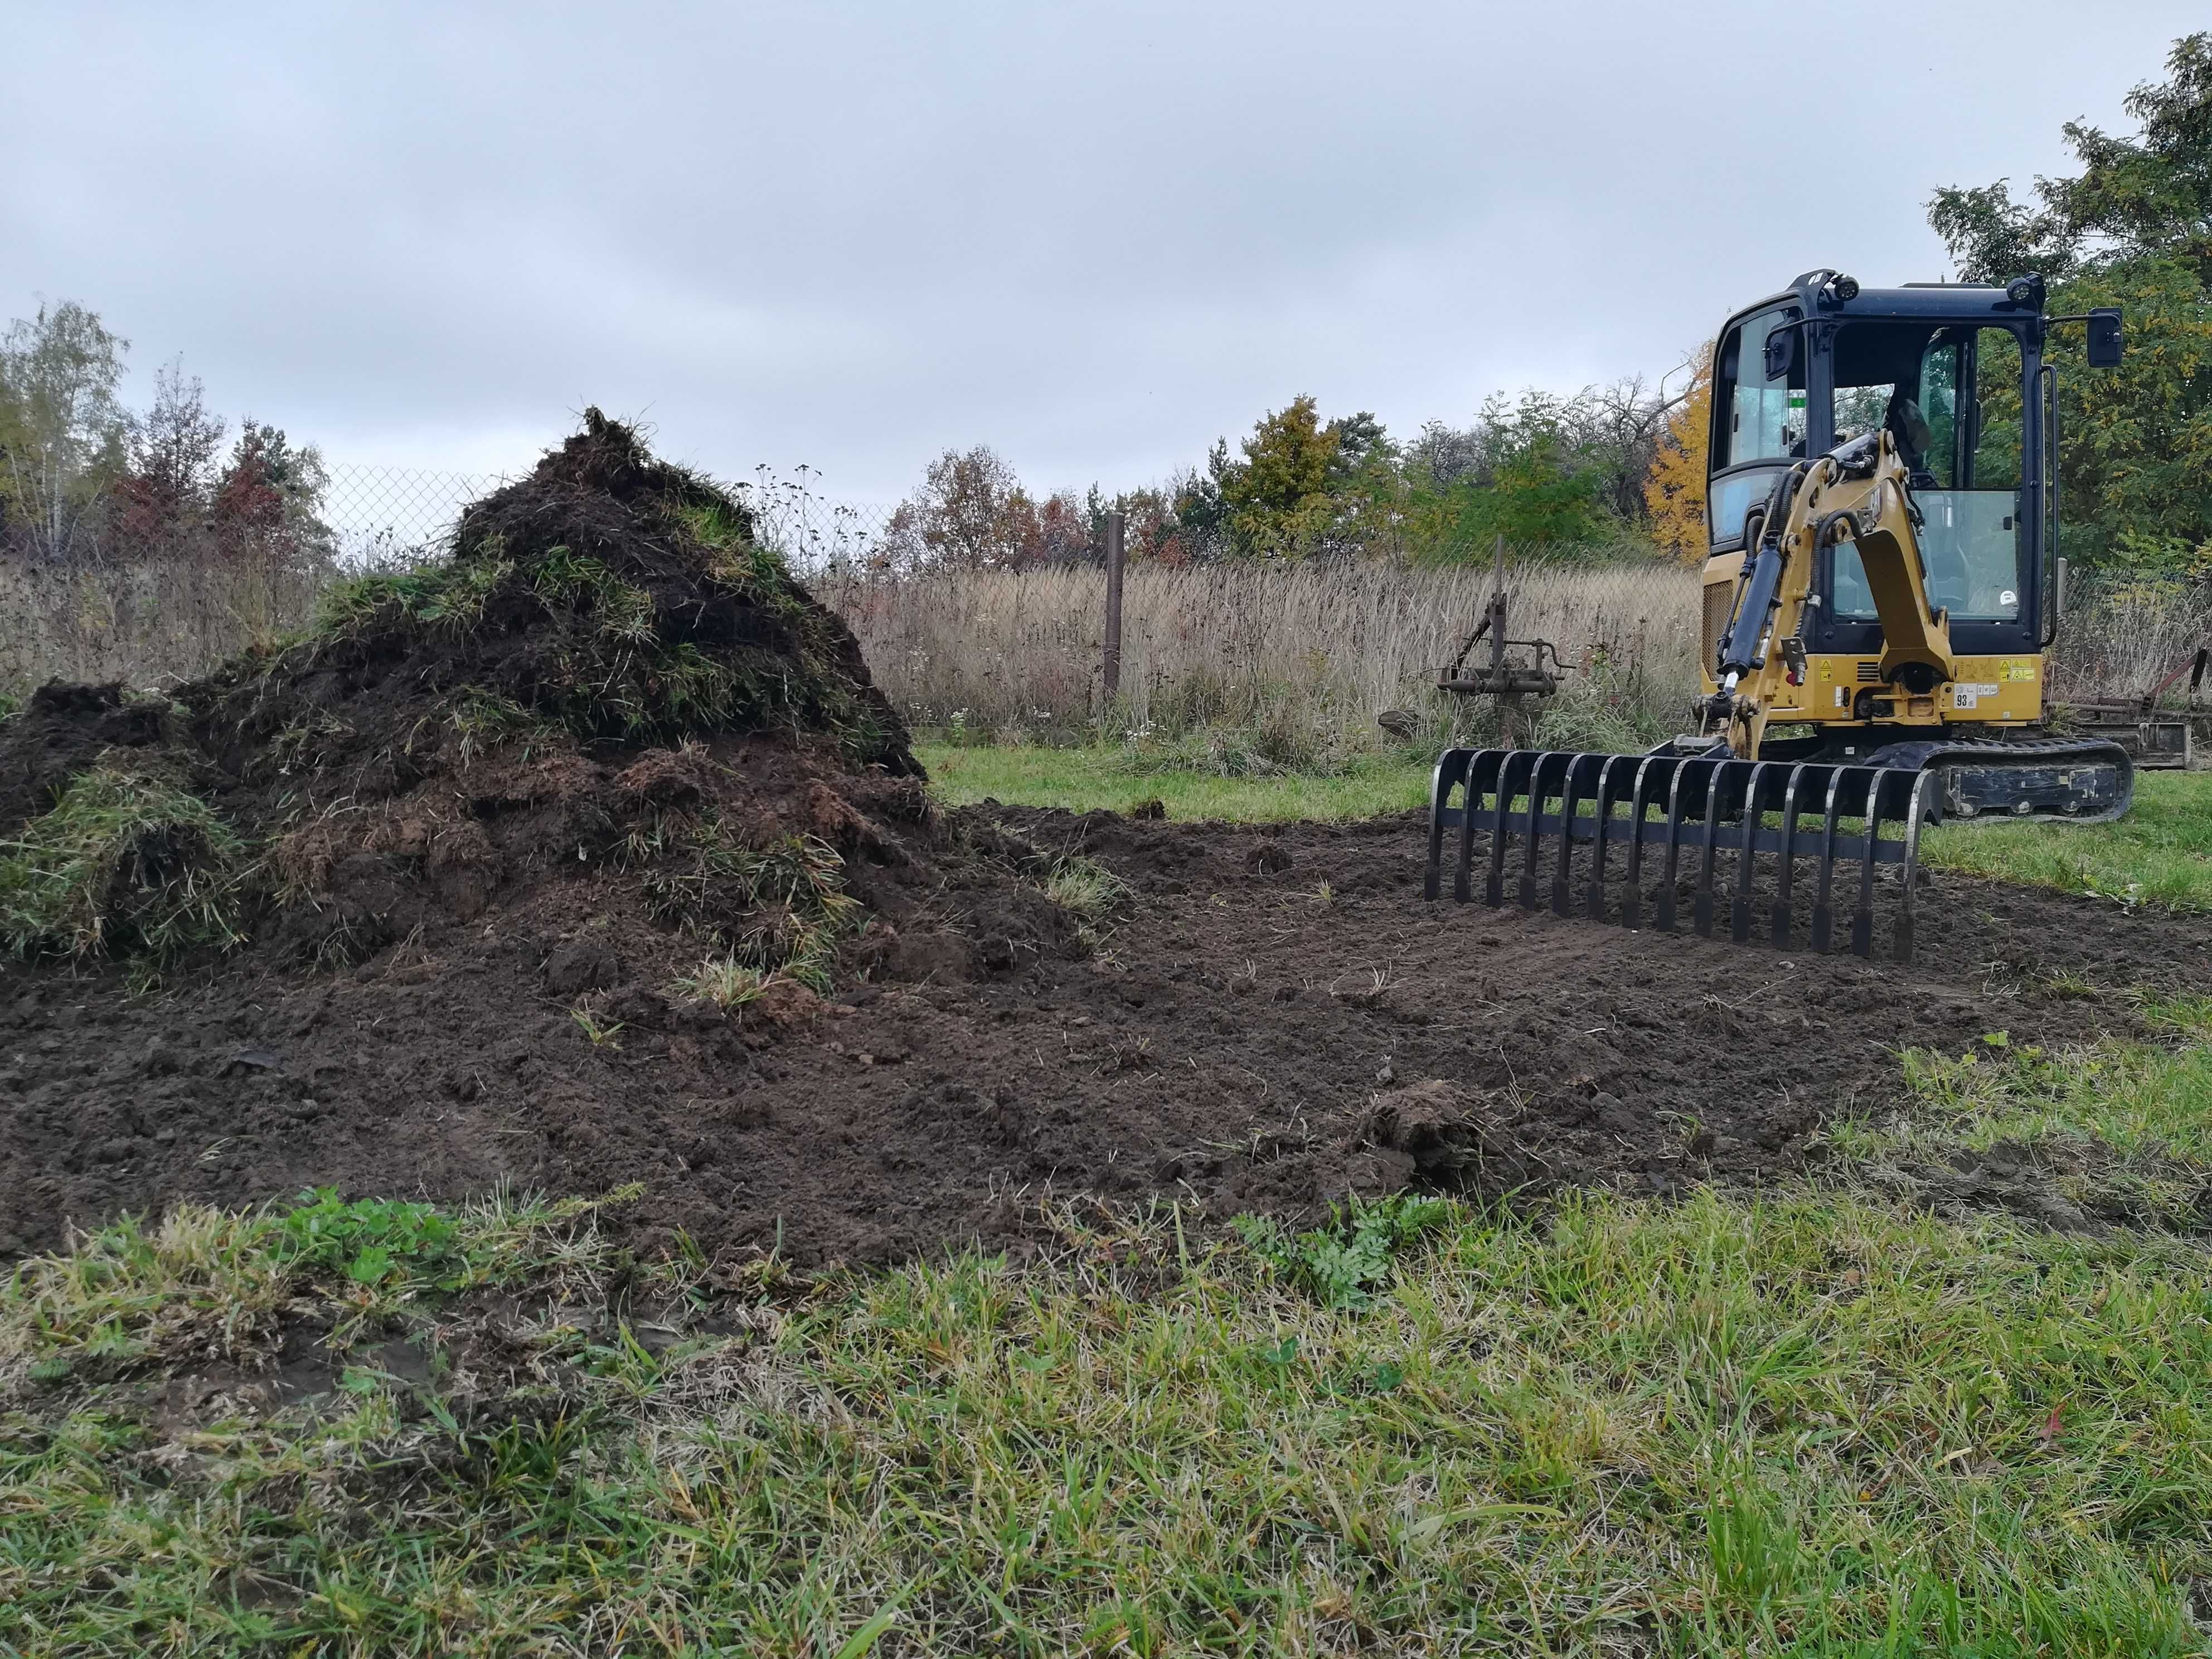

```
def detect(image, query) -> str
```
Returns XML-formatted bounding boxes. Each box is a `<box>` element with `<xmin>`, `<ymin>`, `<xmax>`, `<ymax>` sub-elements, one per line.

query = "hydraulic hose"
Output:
<box><xmin>1718</xmin><ymin>465</ymin><xmax>1806</xmax><ymax>677</ymax></box>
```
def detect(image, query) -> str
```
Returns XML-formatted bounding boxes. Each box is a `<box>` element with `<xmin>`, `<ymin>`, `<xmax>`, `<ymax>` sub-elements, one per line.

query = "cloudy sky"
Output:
<box><xmin>4</xmin><ymin>2</ymin><xmax>2202</xmax><ymax>503</ymax></box>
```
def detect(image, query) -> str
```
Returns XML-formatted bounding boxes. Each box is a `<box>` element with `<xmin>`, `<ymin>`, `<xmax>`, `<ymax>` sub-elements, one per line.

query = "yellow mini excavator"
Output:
<box><xmin>1427</xmin><ymin>269</ymin><xmax>2133</xmax><ymax>962</ymax></box>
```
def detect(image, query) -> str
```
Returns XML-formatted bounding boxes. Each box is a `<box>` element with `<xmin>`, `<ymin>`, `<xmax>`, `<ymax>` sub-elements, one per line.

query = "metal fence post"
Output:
<box><xmin>1103</xmin><ymin>510</ymin><xmax>1126</xmax><ymax>700</ymax></box>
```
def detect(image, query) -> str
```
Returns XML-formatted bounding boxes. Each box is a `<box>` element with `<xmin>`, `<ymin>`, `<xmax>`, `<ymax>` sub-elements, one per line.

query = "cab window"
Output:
<box><xmin>1715</xmin><ymin>305</ymin><xmax>1803</xmax><ymax>469</ymax></box>
<box><xmin>1830</xmin><ymin>322</ymin><xmax>2025</xmax><ymax>623</ymax></box>
<box><xmin>1709</xmin><ymin>304</ymin><xmax>1802</xmax><ymax>547</ymax></box>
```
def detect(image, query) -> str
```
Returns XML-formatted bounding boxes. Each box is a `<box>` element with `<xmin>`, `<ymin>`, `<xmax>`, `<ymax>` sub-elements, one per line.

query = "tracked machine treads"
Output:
<box><xmin>1428</xmin><ymin>269</ymin><xmax>2137</xmax><ymax>961</ymax></box>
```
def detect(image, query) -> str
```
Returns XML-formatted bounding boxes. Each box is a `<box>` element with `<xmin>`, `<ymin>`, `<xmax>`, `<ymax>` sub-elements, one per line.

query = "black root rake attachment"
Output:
<box><xmin>1425</xmin><ymin>748</ymin><xmax>1942</xmax><ymax>962</ymax></box>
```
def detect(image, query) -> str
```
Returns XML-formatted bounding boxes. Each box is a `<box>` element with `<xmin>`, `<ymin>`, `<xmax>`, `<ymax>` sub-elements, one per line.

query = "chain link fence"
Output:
<box><xmin>319</xmin><ymin>463</ymin><xmax>901</xmax><ymax>571</ymax></box>
<box><xmin>319</xmin><ymin>465</ymin><xmax>515</xmax><ymax>564</ymax></box>
<box><xmin>0</xmin><ymin>460</ymin><xmax>905</xmax><ymax>689</ymax></box>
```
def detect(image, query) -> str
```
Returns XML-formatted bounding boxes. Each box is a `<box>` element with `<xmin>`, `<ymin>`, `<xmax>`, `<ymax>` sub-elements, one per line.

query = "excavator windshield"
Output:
<box><xmin>1828</xmin><ymin>322</ymin><xmax>2026</xmax><ymax>623</ymax></box>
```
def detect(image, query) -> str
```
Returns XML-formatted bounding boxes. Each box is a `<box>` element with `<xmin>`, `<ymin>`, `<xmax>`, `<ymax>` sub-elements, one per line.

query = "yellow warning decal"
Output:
<box><xmin>1999</xmin><ymin>659</ymin><xmax>2037</xmax><ymax>682</ymax></box>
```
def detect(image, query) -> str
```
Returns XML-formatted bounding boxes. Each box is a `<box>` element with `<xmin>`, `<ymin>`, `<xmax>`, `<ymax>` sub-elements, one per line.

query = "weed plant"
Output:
<box><xmin>1231</xmin><ymin>1193</ymin><xmax>1449</xmax><ymax>1309</ymax></box>
<box><xmin>671</xmin><ymin>954</ymin><xmax>773</xmax><ymax>1010</ymax></box>
<box><xmin>1036</xmin><ymin>854</ymin><xmax>1127</xmax><ymax>923</ymax></box>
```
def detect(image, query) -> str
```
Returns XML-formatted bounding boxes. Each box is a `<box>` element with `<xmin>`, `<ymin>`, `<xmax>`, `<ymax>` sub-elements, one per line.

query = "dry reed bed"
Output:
<box><xmin>816</xmin><ymin>560</ymin><xmax>1702</xmax><ymax>745</ymax></box>
<box><xmin>2049</xmin><ymin>579</ymin><xmax>2212</xmax><ymax>704</ymax></box>
<box><xmin>0</xmin><ymin>557</ymin><xmax>330</xmax><ymax>692</ymax></box>
<box><xmin>2</xmin><ymin>555</ymin><xmax>2204</xmax><ymax>757</ymax></box>
<box><xmin>822</xmin><ymin>562</ymin><xmax>2212</xmax><ymax>750</ymax></box>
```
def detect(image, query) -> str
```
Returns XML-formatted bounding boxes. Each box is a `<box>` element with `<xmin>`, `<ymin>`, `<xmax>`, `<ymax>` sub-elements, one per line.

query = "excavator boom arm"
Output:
<box><xmin>1711</xmin><ymin>431</ymin><xmax>1953</xmax><ymax>755</ymax></box>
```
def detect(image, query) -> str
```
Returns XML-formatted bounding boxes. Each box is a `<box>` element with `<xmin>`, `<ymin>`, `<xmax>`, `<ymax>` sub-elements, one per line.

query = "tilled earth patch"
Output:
<box><xmin>7</xmin><ymin>805</ymin><xmax>2206</xmax><ymax>1264</ymax></box>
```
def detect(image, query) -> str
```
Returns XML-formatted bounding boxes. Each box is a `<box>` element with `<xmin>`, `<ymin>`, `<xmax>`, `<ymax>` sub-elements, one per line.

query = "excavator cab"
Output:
<box><xmin>1705</xmin><ymin>273</ymin><xmax>2064</xmax><ymax>738</ymax></box>
<box><xmin>1426</xmin><ymin>270</ymin><xmax>2135</xmax><ymax>963</ymax></box>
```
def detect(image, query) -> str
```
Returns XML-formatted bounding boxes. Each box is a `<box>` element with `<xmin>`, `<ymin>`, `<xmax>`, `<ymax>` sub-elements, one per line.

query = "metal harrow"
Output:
<box><xmin>1424</xmin><ymin>748</ymin><xmax>1942</xmax><ymax>962</ymax></box>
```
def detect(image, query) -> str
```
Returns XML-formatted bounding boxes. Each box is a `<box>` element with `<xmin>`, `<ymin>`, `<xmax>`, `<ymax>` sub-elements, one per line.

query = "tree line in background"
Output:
<box><xmin>0</xmin><ymin>300</ymin><xmax>333</xmax><ymax>572</ymax></box>
<box><xmin>1928</xmin><ymin>30</ymin><xmax>2212</xmax><ymax>577</ymax></box>
<box><xmin>876</xmin><ymin>377</ymin><xmax>1689</xmax><ymax>575</ymax></box>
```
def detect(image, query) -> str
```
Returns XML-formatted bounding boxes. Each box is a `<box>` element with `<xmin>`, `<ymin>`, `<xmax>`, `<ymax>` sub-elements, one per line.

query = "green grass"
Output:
<box><xmin>1923</xmin><ymin>770</ymin><xmax>2212</xmax><ymax>909</ymax></box>
<box><xmin>921</xmin><ymin>742</ymin><xmax>2212</xmax><ymax>909</ymax></box>
<box><xmin>918</xmin><ymin>741</ymin><xmax>1430</xmax><ymax>822</ymax></box>
<box><xmin>1821</xmin><ymin>995</ymin><xmax>2212</xmax><ymax>1230</ymax></box>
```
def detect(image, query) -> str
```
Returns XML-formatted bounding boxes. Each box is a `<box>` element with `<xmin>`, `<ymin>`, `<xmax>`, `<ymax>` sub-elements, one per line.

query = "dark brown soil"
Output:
<box><xmin>6</xmin><ymin>804</ymin><xmax>2208</xmax><ymax>1265</ymax></box>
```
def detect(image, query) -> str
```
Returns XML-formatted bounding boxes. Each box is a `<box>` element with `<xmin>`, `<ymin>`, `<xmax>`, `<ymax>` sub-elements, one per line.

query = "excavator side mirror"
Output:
<box><xmin>2086</xmin><ymin>308</ymin><xmax>2123</xmax><ymax>368</ymax></box>
<box><xmin>1763</xmin><ymin>325</ymin><xmax>1798</xmax><ymax>380</ymax></box>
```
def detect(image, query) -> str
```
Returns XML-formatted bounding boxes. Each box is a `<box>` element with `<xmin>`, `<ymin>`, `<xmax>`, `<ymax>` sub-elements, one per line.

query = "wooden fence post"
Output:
<box><xmin>1103</xmin><ymin>510</ymin><xmax>1126</xmax><ymax>700</ymax></box>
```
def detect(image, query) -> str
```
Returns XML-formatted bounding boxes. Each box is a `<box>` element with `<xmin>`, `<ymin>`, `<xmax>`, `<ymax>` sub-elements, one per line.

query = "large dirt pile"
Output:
<box><xmin>2</xmin><ymin>413</ymin><xmax>1082</xmax><ymax>973</ymax></box>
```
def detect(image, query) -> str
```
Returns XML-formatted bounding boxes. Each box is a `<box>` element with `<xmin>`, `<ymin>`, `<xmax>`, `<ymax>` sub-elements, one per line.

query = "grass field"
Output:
<box><xmin>1920</xmin><ymin>772</ymin><xmax>2212</xmax><ymax>909</ymax></box>
<box><xmin>919</xmin><ymin>741</ymin><xmax>1435</xmax><ymax>823</ymax></box>
<box><xmin>919</xmin><ymin>741</ymin><xmax>2212</xmax><ymax>910</ymax></box>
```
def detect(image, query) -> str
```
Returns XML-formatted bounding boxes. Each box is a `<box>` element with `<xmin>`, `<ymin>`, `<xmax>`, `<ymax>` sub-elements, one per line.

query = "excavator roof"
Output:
<box><xmin>1733</xmin><ymin>271</ymin><xmax>2047</xmax><ymax>331</ymax></box>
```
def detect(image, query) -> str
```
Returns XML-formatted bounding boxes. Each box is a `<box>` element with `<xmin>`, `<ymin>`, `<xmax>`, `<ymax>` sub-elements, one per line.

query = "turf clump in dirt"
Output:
<box><xmin>0</xmin><ymin>756</ymin><xmax>249</xmax><ymax>967</ymax></box>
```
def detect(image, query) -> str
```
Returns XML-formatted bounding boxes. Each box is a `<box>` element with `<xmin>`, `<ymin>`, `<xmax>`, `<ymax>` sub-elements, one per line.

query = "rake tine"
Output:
<box><xmin>1519</xmin><ymin>753</ymin><xmax>1560</xmax><ymax>909</ymax></box>
<box><xmin>1656</xmin><ymin>759</ymin><xmax>1705</xmax><ymax>934</ymax></box>
<box><xmin>1730</xmin><ymin>761</ymin><xmax>1777</xmax><ymax>943</ymax></box>
<box><xmin>1622</xmin><ymin>754</ymin><xmax>1669</xmax><ymax>932</ymax></box>
<box><xmin>1550</xmin><ymin>755</ymin><xmax>1579</xmax><ymax>915</ymax></box>
<box><xmin>1587</xmin><ymin>755</ymin><xmax>1631</xmax><ymax>920</ymax></box>
<box><xmin>1894</xmin><ymin>769</ymin><xmax>1941</xmax><ymax>963</ymax></box>
<box><xmin>1455</xmin><ymin>749</ymin><xmax>1499</xmax><ymax>903</ymax></box>
<box><xmin>1771</xmin><ymin>764</ymin><xmax>1808</xmax><ymax>949</ymax></box>
<box><xmin>1694</xmin><ymin>760</ymin><xmax>1736</xmax><ymax>938</ymax></box>
<box><xmin>1485</xmin><ymin>750</ymin><xmax>1530</xmax><ymax>908</ymax></box>
<box><xmin>1811</xmin><ymin>767</ymin><xmax>1847</xmax><ymax>954</ymax></box>
<box><xmin>1851</xmin><ymin>767</ymin><xmax>1895</xmax><ymax>958</ymax></box>
<box><xmin>1424</xmin><ymin>748</ymin><xmax>1470</xmax><ymax>901</ymax></box>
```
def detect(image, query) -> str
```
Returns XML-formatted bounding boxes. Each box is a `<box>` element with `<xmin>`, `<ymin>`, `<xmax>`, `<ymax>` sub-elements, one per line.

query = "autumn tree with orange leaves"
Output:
<box><xmin>1642</xmin><ymin>346</ymin><xmax>1711</xmax><ymax>562</ymax></box>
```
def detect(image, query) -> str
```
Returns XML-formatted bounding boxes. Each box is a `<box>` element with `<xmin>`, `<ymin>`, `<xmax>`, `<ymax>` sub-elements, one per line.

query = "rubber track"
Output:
<box><xmin>1857</xmin><ymin>735</ymin><xmax>2137</xmax><ymax>825</ymax></box>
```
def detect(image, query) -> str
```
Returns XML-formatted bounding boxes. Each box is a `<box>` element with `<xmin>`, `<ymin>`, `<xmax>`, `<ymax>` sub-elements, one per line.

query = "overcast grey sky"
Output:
<box><xmin>4</xmin><ymin>2</ymin><xmax>2203</xmax><ymax>502</ymax></box>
